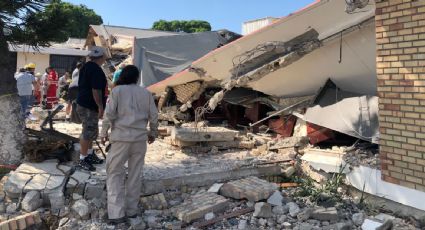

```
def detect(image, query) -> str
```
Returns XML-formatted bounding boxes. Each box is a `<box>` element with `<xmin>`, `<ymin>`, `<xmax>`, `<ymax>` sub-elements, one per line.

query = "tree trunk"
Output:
<box><xmin>0</xmin><ymin>51</ymin><xmax>25</xmax><ymax>165</ymax></box>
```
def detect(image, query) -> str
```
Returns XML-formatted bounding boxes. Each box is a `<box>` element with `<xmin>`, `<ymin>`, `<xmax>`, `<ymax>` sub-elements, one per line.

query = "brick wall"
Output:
<box><xmin>376</xmin><ymin>0</ymin><xmax>425</xmax><ymax>191</ymax></box>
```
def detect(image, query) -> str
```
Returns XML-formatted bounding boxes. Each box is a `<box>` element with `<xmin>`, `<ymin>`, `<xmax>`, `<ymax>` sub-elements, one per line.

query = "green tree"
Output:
<box><xmin>0</xmin><ymin>0</ymin><xmax>69</xmax><ymax>61</ymax></box>
<box><xmin>152</xmin><ymin>20</ymin><xmax>211</xmax><ymax>33</ymax></box>
<box><xmin>37</xmin><ymin>0</ymin><xmax>103</xmax><ymax>41</ymax></box>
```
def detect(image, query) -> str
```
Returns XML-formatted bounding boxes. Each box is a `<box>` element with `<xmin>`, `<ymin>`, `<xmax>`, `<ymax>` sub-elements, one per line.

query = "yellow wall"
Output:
<box><xmin>16</xmin><ymin>52</ymin><xmax>50</xmax><ymax>75</ymax></box>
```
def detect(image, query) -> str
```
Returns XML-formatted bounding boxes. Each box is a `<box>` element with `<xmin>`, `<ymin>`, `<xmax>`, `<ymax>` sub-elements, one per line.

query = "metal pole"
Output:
<box><xmin>249</xmin><ymin>98</ymin><xmax>310</xmax><ymax>127</ymax></box>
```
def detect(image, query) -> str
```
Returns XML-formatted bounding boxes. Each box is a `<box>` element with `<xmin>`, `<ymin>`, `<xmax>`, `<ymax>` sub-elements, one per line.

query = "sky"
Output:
<box><xmin>64</xmin><ymin>0</ymin><xmax>316</xmax><ymax>34</ymax></box>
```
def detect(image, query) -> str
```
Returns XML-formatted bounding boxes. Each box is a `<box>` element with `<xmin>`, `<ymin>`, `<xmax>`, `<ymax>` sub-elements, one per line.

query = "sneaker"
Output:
<box><xmin>86</xmin><ymin>151</ymin><xmax>104</xmax><ymax>164</ymax></box>
<box><xmin>78</xmin><ymin>158</ymin><xmax>96</xmax><ymax>171</ymax></box>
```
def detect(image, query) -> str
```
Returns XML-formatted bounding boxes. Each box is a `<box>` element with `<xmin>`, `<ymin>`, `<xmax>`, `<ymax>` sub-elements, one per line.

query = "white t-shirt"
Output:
<box><xmin>15</xmin><ymin>72</ymin><xmax>35</xmax><ymax>96</ymax></box>
<box><xmin>69</xmin><ymin>68</ymin><xmax>79</xmax><ymax>88</ymax></box>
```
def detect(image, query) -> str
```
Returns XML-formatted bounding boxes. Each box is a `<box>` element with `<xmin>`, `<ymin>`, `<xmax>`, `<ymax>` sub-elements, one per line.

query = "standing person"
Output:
<box><xmin>15</xmin><ymin>64</ymin><xmax>37</xmax><ymax>122</ymax></box>
<box><xmin>41</xmin><ymin>67</ymin><xmax>51</xmax><ymax>108</ymax></box>
<box><xmin>46</xmin><ymin>67</ymin><xmax>59</xmax><ymax>109</ymax></box>
<box><xmin>112</xmin><ymin>63</ymin><xmax>125</xmax><ymax>85</ymax></box>
<box><xmin>99</xmin><ymin>65</ymin><xmax>158</xmax><ymax>224</ymax></box>
<box><xmin>76</xmin><ymin>47</ymin><xmax>107</xmax><ymax>171</ymax></box>
<box><xmin>58</xmin><ymin>71</ymin><xmax>70</xmax><ymax>98</ymax></box>
<box><xmin>33</xmin><ymin>73</ymin><xmax>42</xmax><ymax>105</ymax></box>
<box><xmin>67</xmin><ymin>62</ymin><xmax>83</xmax><ymax>119</ymax></box>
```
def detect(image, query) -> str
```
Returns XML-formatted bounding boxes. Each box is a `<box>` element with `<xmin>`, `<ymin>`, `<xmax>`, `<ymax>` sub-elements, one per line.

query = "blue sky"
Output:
<box><xmin>65</xmin><ymin>0</ymin><xmax>316</xmax><ymax>33</ymax></box>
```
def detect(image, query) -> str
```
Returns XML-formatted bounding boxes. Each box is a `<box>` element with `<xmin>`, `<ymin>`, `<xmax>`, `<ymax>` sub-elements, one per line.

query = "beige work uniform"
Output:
<box><xmin>100</xmin><ymin>84</ymin><xmax>158</xmax><ymax>219</ymax></box>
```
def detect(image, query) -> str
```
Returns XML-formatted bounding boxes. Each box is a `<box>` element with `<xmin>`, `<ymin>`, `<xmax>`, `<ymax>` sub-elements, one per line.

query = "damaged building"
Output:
<box><xmin>1</xmin><ymin>0</ymin><xmax>425</xmax><ymax>229</ymax></box>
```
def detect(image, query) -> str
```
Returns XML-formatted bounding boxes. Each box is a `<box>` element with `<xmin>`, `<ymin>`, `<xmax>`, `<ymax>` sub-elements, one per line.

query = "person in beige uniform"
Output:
<box><xmin>99</xmin><ymin>65</ymin><xmax>158</xmax><ymax>224</ymax></box>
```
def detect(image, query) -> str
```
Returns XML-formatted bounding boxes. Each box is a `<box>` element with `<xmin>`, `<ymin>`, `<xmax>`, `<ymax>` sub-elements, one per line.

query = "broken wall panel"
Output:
<box><xmin>148</xmin><ymin>0</ymin><xmax>376</xmax><ymax>96</ymax></box>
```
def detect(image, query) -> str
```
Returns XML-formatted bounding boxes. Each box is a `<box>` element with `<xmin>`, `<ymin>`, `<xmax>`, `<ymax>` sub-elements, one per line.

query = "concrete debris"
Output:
<box><xmin>272</xmin><ymin>205</ymin><xmax>289</xmax><ymax>215</ymax></box>
<box><xmin>269</xmin><ymin>136</ymin><xmax>309</xmax><ymax>150</ymax></box>
<box><xmin>6</xmin><ymin>203</ymin><xmax>17</xmax><ymax>214</ymax></box>
<box><xmin>21</xmin><ymin>191</ymin><xmax>42</xmax><ymax>212</ymax></box>
<box><xmin>287</xmin><ymin>202</ymin><xmax>301</xmax><ymax>217</ymax></box>
<box><xmin>374</xmin><ymin>213</ymin><xmax>396</xmax><ymax>222</ymax></box>
<box><xmin>72</xmin><ymin>199</ymin><xmax>91</xmax><ymax>219</ymax></box>
<box><xmin>238</xmin><ymin>219</ymin><xmax>248</xmax><ymax>229</ymax></box>
<box><xmin>220</xmin><ymin>176</ymin><xmax>278</xmax><ymax>202</ymax></box>
<box><xmin>207</xmin><ymin>183</ymin><xmax>224</xmax><ymax>193</ymax></box>
<box><xmin>282</xmin><ymin>166</ymin><xmax>296</xmax><ymax>177</ymax></box>
<box><xmin>362</xmin><ymin>218</ymin><xmax>393</xmax><ymax>230</ymax></box>
<box><xmin>253</xmin><ymin>202</ymin><xmax>272</xmax><ymax>218</ymax></box>
<box><xmin>49</xmin><ymin>191</ymin><xmax>65</xmax><ymax>213</ymax></box>
<box><xmin>311</xmin><ymin>207</ymin><xmax>338</xmax><ymax>221</ymax></box>
<box><xmin>301</xmin><ymin>148</ymin><xmax>350</xmax><ymax>174</ymax></box>
<box><xmin>171</xmin><ymin>127</ymin><xmax>238</xmax><ymax>143</ymax></box>
<box><xmin>140</xmin><ymin>193</ymin><xmax>168</xmax><ymax>210</ymax></box>
<box><xmin>267</xmin><ymin>191</ymin><xmax>284</xmax><ymax>206</ymax></box>
<box><xmin>128</xmin><ymin>216</ymin><xmax>147</xmax><ymax>230</ymax></box>
<box><xmin>172</xmin><ymin>192</ymin><xmax>229</xmax><ymax>223</ymax></box>
<box><xmin>84</xmin><ymin>180</ymin><xmax>105</xmax><ymax>200</ymax></box>
<box><xmin>352</xmin><ymin>212</ymin><xmax>365</xmax><ymax>226</ymax></box>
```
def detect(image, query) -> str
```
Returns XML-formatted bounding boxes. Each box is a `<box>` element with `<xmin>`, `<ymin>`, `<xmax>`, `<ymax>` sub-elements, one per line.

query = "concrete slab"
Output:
<box><xmin>220</xmin><ymin>176</ymin><xmax>278</xmax><ymax>202</ymax></box>
<box><xmin>15</xmin><ymin>162</ymin><xmax>65</xmax><ymax>175</ymax></box>
<box><xmin>24</xmin><ymin>174</ymin><xmax>49</xmax><ymax>192</ymax></box>
<box><xmin>45</xmin><ymin>175</ymin><xmax>65</xmax><ymax>190</ymax></box>
<box><xmin>301</xmin><ymin>149</ymin><xmax>350</xmax><ymax>173</ymax></box>
<box><xmin>4</xmin><ymin>172</ymin><xmax>33</xmax><ymax>198</ymax></box>
<box><xmin>171</xmin><ymin>127</ymin><xmax>238</xmax><ymax>142</ymax></box>
<box><xmin>172</xmin><ymin>192</ymin><xmax>229</xmax><ymax>223</ymax></box>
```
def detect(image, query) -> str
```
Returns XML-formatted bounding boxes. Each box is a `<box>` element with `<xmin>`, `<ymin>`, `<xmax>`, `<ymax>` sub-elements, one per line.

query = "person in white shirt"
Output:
<box><xmin>15</xmin><ymin>63</ymin><xmax>37</xmax><ymax>122</ymax></box>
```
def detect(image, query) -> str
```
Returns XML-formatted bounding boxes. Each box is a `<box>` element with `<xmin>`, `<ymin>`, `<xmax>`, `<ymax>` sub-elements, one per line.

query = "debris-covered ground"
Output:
<box><xmin>0</xmin><ymin>109</ymin><xmax>422</xmax><ymax>230</ymax></box>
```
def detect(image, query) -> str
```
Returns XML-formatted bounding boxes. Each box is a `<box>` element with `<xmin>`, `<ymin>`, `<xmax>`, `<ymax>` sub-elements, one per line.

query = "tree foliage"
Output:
<box><xmin>0</xmin><ymin>0</ymin><xmax>68</xmax><ymax>52</ymax></box>
<box><xmin>39</xmin><ymin>0</ymin><xmax>103</xmax><ymax>40</ymax></box>
<box><xmin>152</xmin><ymin>20</ymin><xmax>211</xmax><ymax>33</ymax></box>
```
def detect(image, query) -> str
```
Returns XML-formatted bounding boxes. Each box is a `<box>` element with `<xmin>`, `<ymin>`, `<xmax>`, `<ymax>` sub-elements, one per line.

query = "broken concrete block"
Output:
<box><xmin>238</xmin><ymin>219</ymin><xmax>248</xmax><ymax>229</ymax></box>
<box><xmin>301</xmin><ymin>149</ymin><xmax>350</xmax><ymax>173</ymax></box>
<box><xmin>267</xmin><ymin>191</ymin><xmax>283</xmax><ymax>206</ymax></box>
<box><xmin>269</xmin><ymin>136</ymin><xmax>309</xmax><ymax>150</ymax></box>
<box><xmin>22</xmin><ymin>191</ymin><xmax>42</xmax><ymax>212</ymax></box>
<box><xmin>72</xmin><ymin>199</ymin><xmax>90</xmax><ymax>219</ymax></box>
<box><xmin>140</xmin><ymin>193</ymin><xmax>168</xmax><ymax>210</ymax></box>
<box><xmin>286</xmin><ymin>202</ymin><xmax>300</xmax><ymax>217</ymax></box>
<box><xmin>4</xmin><ymin>172</ymin><xmax>33</xmax><ymax>198</ymax></box>
<box><xmin>272</xmin><ymin>205</ymin><xmax>288</xmax><ymax>215</ymax></box>
<box><xmin>171</xmin><ymin>127</ymin><xmax>238</xmax><ymax>142</ymax></box>
<box><xmin>311</xmin><ymin>207</ymin><xmax>338</xmax><ymax>221</ymax></box>
<box><xmin>84</xmin><ymin>182</ymin><xmax>105</xmax><ymax>200</ymax></box>
<box><xmin>15</xmin><ymin>161</ymin><xmax>64</xmax><ymax>175</ymax></box>
<box><xmin>72</xmin><ymin>193</ymin><xmax>82</xmax><ymax>200</ymax></box>
<box><xmin>6</xmin><ymin>203</ymin><xmax>17</xmax><ymax>214</ymax></box>
<box><xmin>207</xmin><ymin>183</ymin><xmax>224</xmax><ymax>193</ymax></box>
<box><xmin>282</xmin><ymin>166</ymin><xmax>296</xmax><ymax>177</ymax></box>
<box><xmin>48</xmin><ymin>192</ymin><xmax>65</xmax><ymax>213</ymax></box>
<box><xmin>374</xmin><ymin>213</ymin><xmax>396</xmax><ymax>222</ymax></box>
<box><xmin>171</xmin><ymin>192</ymin><xmax>229</xmax><ymax>223</ymax></box>
<box><xmin>352</xmin><ymin>212</ymin><xmax>365</xmax><ymax>226</ymax></box>
<box><xmin>45</xmin><ymin>175</ymin><xmax>66</xmax><ymax>190</ymax></box>
<box><xmin>128</xmin><ymin>216</ymin><xmax>146</xmax><ymax>229</ymax></box>
<box><xmin>253</xmin><ymin>202</ymin><xmax>272</xmax><ymax>218</ymax></box>
<box><xmin>297</xmin><ymin>208</ymin><xmax>313</xmax><ymax>221</ymax></box>
<box><xmin>282</xmin><ymin>222</ymin><xmax>292</xmax><ymax>229</ymax></box>
<box><xmin>361</xmin><ymin>218</ymin><xmax>393</xmax><ymax>230</ymax></box>
<box><xmin>67</xmin><ymin>171</ymin><xmax>90</xmax><ymax>195</ymax></box>
<box><xmin>220</xmin><ymin>176</ymin><xmax>278</xmax><ymax>202</ymax></box>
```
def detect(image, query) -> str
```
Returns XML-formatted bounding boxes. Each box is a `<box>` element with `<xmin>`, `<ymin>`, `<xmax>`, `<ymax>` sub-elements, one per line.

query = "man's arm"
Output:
<box><xmin>92</xmin><ymin>89</ymin><xmax>104</xmax><ymax>119</ymax></box>
<box><xmin>100</xmin><ymin>89</ymin><xmax>118</xmax><ymax>143</ymax></box>
<box><xmin>148</xmin><ymin>93</ymin><xmax>159</xmax><ymax>142</ymax></box>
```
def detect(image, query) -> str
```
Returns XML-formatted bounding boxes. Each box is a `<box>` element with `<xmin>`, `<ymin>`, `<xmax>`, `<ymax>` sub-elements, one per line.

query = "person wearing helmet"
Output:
<box><xmin>15</xmin><ymin>64</ymin><xmax>37</xmax><ymax>123</ymax></box>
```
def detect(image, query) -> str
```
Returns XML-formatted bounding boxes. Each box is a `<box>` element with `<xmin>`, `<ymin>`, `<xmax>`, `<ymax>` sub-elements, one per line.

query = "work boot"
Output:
<box><xmin>78</xmin><ymin>158</ymin><xmax>96</xmax><ymax>171</ymax></box>
<box><xmin>85</xmin><ymin>151</ymin><xmax>104</xmax><ymax>164</ymax></box>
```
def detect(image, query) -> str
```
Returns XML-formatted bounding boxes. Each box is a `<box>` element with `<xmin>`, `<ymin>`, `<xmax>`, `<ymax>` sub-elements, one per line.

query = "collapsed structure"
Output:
<box><xmin>1</xmin><ymin>0</ymin><xmax>425</xmax><ymax>229</ymax></box>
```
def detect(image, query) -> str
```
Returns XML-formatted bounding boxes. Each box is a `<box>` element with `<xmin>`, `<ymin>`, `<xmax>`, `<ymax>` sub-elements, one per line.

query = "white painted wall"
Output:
<box><xmin>16</xmin><ymin>52</ymin><xmax>50</xmax><ymax>75</ymax></box>
<box><xmin>242</xmin><ymin>17</ymin><xmax>278</xmax><ymax>35</ymax></box>
<box><xmin>346</xmin><ymin>166</ymin><xmax>425</xmax><ymax>211</ymax></box>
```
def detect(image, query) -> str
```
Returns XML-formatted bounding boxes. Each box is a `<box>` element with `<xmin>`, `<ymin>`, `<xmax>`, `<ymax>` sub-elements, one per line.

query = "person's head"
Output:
<box><xmin>76</xmin><ymin>62</ymin><xmax>83</xmax><ymax>70</ymax></box>
<box><xmin>115</xmin><ymin>65</ymin><xmax>140</xmax><ymax>86</ymax></box>
<box><xmin>88</xmin><ymin>46</ymin><xmax>107</xmax><ymax>65</ymax></box>
<box><xmin>45</xmin><ymin>67</ymin><xmax>52</xmax><ymax>73</ymax></box>
<box><xmin>19</xmin><ymin>68</ymin><xmax>26</xmax><ymax>73</ymax></box>
<box><xmin>65</xmin><ymin>71</ymin><xmax>71</xmax><ymax>78</ymax></box>
<box><xmin>26</xmin><ymin>63</ymin><xmax>36</xmax><ymax>73</ymax></box>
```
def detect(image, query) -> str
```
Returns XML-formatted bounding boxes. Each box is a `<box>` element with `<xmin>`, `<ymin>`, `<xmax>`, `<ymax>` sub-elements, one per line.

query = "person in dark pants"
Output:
<box><xmin>76</xmin><ymin>47</ymin><xmax>107</xmax><ymax>171</ymax></box>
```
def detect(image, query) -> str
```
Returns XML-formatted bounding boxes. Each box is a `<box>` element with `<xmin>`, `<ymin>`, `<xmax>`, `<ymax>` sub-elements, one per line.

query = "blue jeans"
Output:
<box><xmin>19</xmin><ymin>95</ymin><xmax>34</xmax><ymax>119</ymax></box>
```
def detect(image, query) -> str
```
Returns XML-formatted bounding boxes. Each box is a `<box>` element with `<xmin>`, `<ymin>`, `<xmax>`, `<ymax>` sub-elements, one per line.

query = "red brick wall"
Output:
<box><xmin>376</xmin><ymin>0</ymin><xmax>425</xmax><ymax>191</ymax></box>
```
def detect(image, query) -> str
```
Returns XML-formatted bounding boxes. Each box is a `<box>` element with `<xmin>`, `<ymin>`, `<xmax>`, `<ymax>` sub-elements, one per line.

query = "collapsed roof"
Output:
<box><xmin>148</xmin><ymin>0</ymin><xmax>377</xmax><ymax>97</ymax></box>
